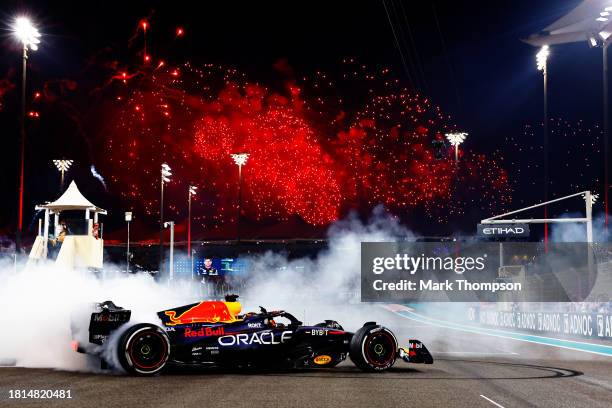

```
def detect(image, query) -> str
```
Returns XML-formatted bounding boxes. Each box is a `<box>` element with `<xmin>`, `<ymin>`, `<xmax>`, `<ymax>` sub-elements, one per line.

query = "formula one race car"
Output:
<box><xmin>71</xmin><ymin>295</ymin><xmax>433</xmax><ymax>376</ymax></box>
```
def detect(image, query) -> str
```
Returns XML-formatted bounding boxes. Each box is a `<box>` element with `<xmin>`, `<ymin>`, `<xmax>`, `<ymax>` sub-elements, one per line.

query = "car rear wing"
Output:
<box><xmin>88</xmin><ymin>301</ymin><xmax>131</xmax><ymax>345</ymax></box>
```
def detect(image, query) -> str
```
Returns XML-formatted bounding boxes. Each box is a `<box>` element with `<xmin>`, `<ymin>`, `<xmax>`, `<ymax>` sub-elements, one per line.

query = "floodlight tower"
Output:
<box><xmin>188</xmin><ymin>185</ymin><xmax>197</xmax><ymax>257</ymax></box>
<box><xmin>231</xmin><ymin>153</ymin><xmax>249</xmax><ymax>242</ymax></box>
<box><xmin>12</xmin><ymin>16</ymin><xmax>41</xmax><ymax>252</ymax></box>
<box><xmin>53</xmin><ymin>159</ymin><xmax>74</xmax><ymax>192</ymax></box>
<box><xmin>598</xmin><ymin>28</ymin><xmax>611</xmax><ymax>232</ymax></box>
<box><xmin>445</xmin><ymin>132</ymin><xmax>467</xmax><ymax>163</ymax></box>
<box><xmin>159</xmin><ymin>163</ymin><xmax>172</xmax><ymax>273</ymax></box>
<box><xmin>125</xmin><ymin>211</ymin><xmax>132</xmax><ymax>273</ymax></box>
<box><xmin>536</xmin><ymin>45</ymin><xmax>550</xmax><ymax>251</ymax></box>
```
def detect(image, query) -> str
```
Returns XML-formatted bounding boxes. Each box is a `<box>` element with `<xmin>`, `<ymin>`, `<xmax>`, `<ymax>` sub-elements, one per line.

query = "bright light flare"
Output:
<box><xmin>53</xmin><ymin>159</ymin><xmax>73</xmax><ymax>172</ymax></box>
<box><xmin>176</xmin><ymin>27</ymin><xmax>184</xmax><ymax>37</ymax></box>
<box><xmin>161</xmin><ymin>162</ymin><xmax>172</xmax><ymax>183</ymax></box>
<box><xmin>536</xmin><ymin>45</ymin><xmax>549</xmax><ymax>71</ymax></box>
<box><xmin>12</xmin><ymin>16</ymin><xmax>41</xmax><ymax>50</ymax></box>
<box><xmin>445</xmin><ymin>132</ymin><xmax>467</xmax><ymax>146</ymax></box>
<box><xmin>189</xmin><ymin>185</ymin><xmax>197</xmax><ymax>196</ymax></box>
<box><xmin>231</xmin><ymin>153</ymin><xmax>249</xmax><ymax>167</ymax></box>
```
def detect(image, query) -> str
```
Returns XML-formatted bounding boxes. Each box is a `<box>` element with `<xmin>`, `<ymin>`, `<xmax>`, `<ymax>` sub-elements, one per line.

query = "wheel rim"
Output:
<box><xmin>127</xmin><ymin>330</ymin><xmax>168</xmax><ymax>371</ymax></box>
<box><xmin>364</xmin><ymin>331</ymin><xmax>396</xmax><ymax>368</ymax></box>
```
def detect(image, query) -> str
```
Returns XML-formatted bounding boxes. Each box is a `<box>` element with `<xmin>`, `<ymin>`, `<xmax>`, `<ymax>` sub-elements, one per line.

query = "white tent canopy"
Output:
<box><xmin>524</xmin><ymin>0</ymin><xmax>612</xmax><ymax>46</ymax></box>
<box><xmin>36</xmin><ymin>181</ymin><xmax>107</xmax><ymax>214</ymax></box>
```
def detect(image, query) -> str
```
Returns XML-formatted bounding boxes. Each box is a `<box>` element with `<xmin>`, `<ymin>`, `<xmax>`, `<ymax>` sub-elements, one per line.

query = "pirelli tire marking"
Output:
<box><xmin>124</xmin><ymin>326</ymin><xmax>171</xmax><ymax>375</ymax></box>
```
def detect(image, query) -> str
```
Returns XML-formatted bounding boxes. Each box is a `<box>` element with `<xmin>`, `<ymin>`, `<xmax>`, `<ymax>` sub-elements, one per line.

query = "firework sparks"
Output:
<box><xmin>97</xmin><ymin>24</ymin><xmax>511</xmax><ymax>232</ymax></box>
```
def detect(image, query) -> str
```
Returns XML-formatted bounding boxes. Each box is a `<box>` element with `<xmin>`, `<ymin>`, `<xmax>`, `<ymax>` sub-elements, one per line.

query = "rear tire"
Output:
<box><xmin>349</xmin><ymin>325</ymin><xmax>397</xmax><ymax>372</ymax></box>
<box><xmin>117</xmin><ymin>323</ymin><xmax>170</xmax><ymax>376</ymax></box>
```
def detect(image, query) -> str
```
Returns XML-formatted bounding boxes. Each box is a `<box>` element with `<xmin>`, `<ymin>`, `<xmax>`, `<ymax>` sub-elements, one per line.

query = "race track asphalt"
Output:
<box><xmin>1</xmin><ymin>308</ymin><xmax>611</xmax><ymax>408</ymax></box>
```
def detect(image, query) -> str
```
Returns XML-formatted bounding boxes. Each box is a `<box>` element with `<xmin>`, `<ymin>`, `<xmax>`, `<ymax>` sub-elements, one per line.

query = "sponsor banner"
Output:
<box><xmin>361</xmin><ymin>242</ymin><xmax>607</xmax><ymax>302</ymax></box>
<box><xmin>467</xmin><ymin>308</ymin><xmax>612</xmax><ymax>340</ymax></box>
<box><xmin>477</xmin><ymin>223</ymin><xmax>530</xmax><ymax>238</ymax></box>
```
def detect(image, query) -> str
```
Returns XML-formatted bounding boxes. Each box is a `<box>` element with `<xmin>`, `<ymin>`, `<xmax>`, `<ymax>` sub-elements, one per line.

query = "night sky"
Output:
<box><xmin>0</xmin><ymin>0</ymin><xmax>606</xmax><ymax>240</ymax></box>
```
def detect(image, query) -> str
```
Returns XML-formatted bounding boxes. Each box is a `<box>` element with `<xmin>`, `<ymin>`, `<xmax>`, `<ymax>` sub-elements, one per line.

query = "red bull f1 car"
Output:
<box><xmin>71</xmin><ymin>295</ymin><xmax>433</xmax><ymax>376</ymax></box>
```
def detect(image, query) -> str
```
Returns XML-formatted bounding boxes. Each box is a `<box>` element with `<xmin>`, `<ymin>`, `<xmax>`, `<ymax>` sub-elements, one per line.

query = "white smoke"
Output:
<box><xmin>0</xmin><ymin>261</ymin><xmax>199</xmax><ymax>371</ymax></box>
<box><xmin>238</xmin><ymin>207</ymin><xmax>415</xmax><ymax>330</ymax></box>
<box><xmin>0</xmin><ymin>207</ymin><xmax>414</xmax><ymax>372</ymax></box>
<box><xmin>3</xmin><ymin>205</ymin><xmax>607</xmax><ymax>373</ymax></box>
<box><xmin>550</xmin><ymin>213</ymin><xmax>610</xmax><ymax>243</ymax></box>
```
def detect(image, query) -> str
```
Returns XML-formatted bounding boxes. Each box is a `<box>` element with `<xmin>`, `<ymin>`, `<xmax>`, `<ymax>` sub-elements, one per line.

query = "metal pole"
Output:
<box><xmin>543</xmin><ymin>60</ymin><xmax>549</xmax><ymax>252</ymax></box>
<box><xmin>604</xmin><ymin>43</ymin><xmax>610</xmax><ymax>233</ymax></box>
<box><xmin>586</xmin><ymin>191</ymin><xmax>593</xmax><ymax>244</ymax></box>
<box><xmin>60</xmin><ymin>170</ymin><xmax>65</xmax><ymax>192</ymax></box>
<box><xmin>188</xmin><ymin>191</ymin><xmax>191</xmax><ymax>257</ymax></box>
<box><xmin>455</xmin><ymin>144</ymin><xmax>459</xmax><ymax>163</ymax></box>
<box><xmin>237</xmin><ymin>164</ymin><xmax>242</xmax><ymax>242</ymax></box>
<box><xmin>482</xmin><ymin>191</ymin><xmax>588</xmax><ymax>222</ymax></box>
<box><xmin>159</xmin><ymin>173</ymin><xmax>164</xmax><ymax>275</ymax></box>
<box><xmin>585</xmin><ymin>191</ymin><xmax>594</xmax><ymax>289</ymax></box>
<box><xmin>42</xmin><ymin>209</ymin><xmax>49</xmax><ymax>259</ymax></box>
<box><xmin>126</xmin><ymin>220</ymin><xmax>130</xmax><ymax>274</ymax></box>
<box><xmin>191</xmin><ymin>249</ymin><xmax>195</xmax><ymax>281</ymax></box>
<box><xmin>167</xmin><ymin>221</ymin><xmax>174</xmax><ymax>281</ymax></box>
<box><xmin>16</xmin><ymin>45</ymin><xmax>27</xmax><ymax>253</ymax></box>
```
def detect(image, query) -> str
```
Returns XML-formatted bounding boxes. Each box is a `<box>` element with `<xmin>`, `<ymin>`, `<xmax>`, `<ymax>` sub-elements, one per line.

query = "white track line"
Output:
<box><xmin>480</xmin><ymin>394</ymin><xmax>506</xmax><ymax>408</ymax></box>
<box><xmin>433</xmin><ymin>351</ymin><xmax>519</xmax><ymax>356</ymax></box>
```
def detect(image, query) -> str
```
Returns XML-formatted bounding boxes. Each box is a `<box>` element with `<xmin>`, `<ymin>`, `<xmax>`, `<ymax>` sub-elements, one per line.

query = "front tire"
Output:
<box><xmin>349</xmin><ymin>325</ymin><xmax>397</xmax><ymax>372</ymax></box>
<box><xmin>118</xmin><ymin>324</ymin><xmax>170</xmax><ymax>376</ymax></box>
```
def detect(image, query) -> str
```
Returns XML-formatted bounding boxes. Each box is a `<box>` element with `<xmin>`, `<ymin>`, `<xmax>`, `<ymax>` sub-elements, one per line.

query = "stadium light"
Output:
<box><xmin>53</xmin><ymin>159</ymin><xmax>73</xmax><ymax>192</ymax></box>
<box><xmin>12</xmin><ymin>16</ymin><xmax>41</xmax><ymax>253</ymax></box>
<box><xmin>12</xmin><ymin>17</ymin><xmax>41</xmax><ymax>51</ymax></box>
<box><xmin>161</xmin><ymin>163</ymin><xmax>172</xmax><ymax>183</ymax></box>
<box><xmin>188</xmin><ymin>185</ymin><xmax>197</xmax><ymax>257</ymax></box>
<box><xmin>231</xmin><ymin>153</ymin><xmax>249</xmax><ymax>167</ymax></box>
<box><xmin>535</xmin><ymin>44</ymin><xmax>551</xmax><ymax>251</ymax></box>
<box><xmin>125</xmin><ymin>212</ymin><xmax>133</xmax><ymax>273</ymax></box>
<box><xmin>159</xmin><ymin>163</ymin><xmax>172</xmax><ymax>274</ymax></box>
<box><xmin>445</xmin><ymin>132</ymin><xmax>468</xmax><ymax>163</ymax></box>
<box><xmin>231</xmin><ymin>153</ymin><xmax>249</xmax><ymax>242</ymax></box>
<box><xmin>536</xmin><ymin>45</ymin><xmax>549</xmax><ymax>71</ymax></box>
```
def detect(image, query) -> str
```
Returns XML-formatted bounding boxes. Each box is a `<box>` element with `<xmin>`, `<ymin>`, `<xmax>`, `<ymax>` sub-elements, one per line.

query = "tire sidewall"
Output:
<box><xmin>350</xmin><ymin>325</ymin><xmax>398</xmax><ymax>372</ymax></box>
<box><xmin>118</xmin><ymin>324</ymin><xmax>170</xmax><ymax>376</ymax></box>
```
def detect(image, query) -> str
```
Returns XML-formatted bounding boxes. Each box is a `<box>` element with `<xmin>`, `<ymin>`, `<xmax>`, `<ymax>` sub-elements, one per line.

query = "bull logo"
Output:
<box><xmin>164</xmin><ymin>301</ymin><xmax>238</xmax><ymax>326</ymax></box>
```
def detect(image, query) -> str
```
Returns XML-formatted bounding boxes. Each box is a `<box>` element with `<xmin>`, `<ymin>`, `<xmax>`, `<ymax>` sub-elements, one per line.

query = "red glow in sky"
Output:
<box><xmin>98</xmin><ymin>35</ymin><xmax>510</xmax><ymax>232</ymax></box>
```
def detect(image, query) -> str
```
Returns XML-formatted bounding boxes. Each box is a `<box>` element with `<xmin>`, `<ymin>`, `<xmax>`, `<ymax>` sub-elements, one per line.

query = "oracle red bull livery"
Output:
<box><xmin>72</xmin><ymin>295</ymin><xmax>433</xmax><ymax>376</ymax></box>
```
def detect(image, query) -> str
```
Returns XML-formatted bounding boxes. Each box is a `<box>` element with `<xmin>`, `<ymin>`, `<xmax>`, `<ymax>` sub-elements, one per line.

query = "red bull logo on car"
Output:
<box><xmin>184</xmin><ymin>327</ymin><xmax>225</xmax><ymax>337</ymax></box>
<box><xmin>164</xmin><ymin>301</ymin><xmax>239</xmax><ymax>326</ymax></box>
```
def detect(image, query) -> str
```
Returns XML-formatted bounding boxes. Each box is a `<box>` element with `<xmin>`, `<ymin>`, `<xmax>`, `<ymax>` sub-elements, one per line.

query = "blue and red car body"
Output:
<box><xmin>72</xmin><ymin>296</ymin><xmax>433</xmax><ymax>376</ymax></box>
